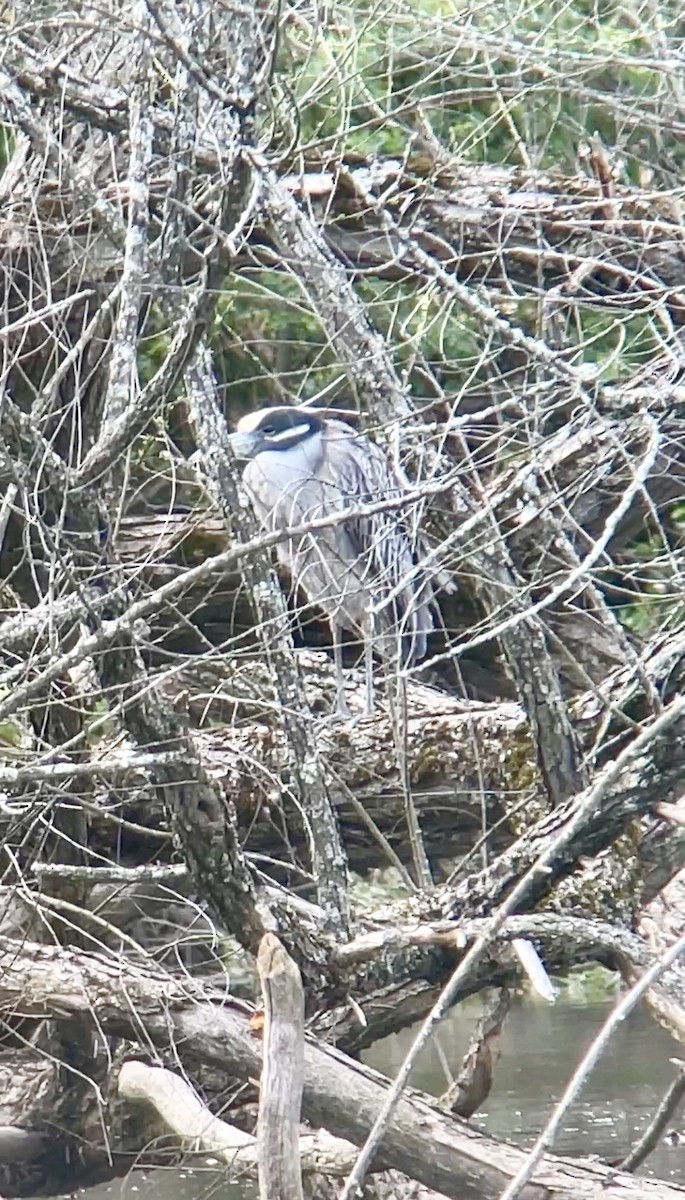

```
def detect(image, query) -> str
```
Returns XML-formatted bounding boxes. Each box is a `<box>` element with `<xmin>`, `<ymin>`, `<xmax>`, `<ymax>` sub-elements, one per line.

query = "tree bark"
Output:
<box><xmin>0</xmin><ymin>935</ymin><xmax>683</xmax><ymax>1200</ymax></box>
<box><xmin>256</xmin><ymin>935</ymin><xmax>305</xmax><ymax>1200</ymax></box>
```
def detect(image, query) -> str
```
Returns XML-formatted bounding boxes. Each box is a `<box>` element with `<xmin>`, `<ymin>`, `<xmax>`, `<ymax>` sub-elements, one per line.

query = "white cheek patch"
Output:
<box><xmin>270</xmin><ymin>423</ymin><xmax>311</xmax><ymax>443</ymax></box>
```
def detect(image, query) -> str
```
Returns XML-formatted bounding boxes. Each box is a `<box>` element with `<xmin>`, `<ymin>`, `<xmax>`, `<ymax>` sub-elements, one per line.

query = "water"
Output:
<box><xmin>72</xmin><ymin>1170</ymin><xmax>249</xmax><ymax>1200</ymax></box>
<box><xmin>366</xmin><ymin>990</ymin><xmax>685</xmax><ymax>1181</ymax></box>
<box><xmin>66</xmin><ymin>989</ymin><xmax>685</xmax><ymax>1198</ymax></box>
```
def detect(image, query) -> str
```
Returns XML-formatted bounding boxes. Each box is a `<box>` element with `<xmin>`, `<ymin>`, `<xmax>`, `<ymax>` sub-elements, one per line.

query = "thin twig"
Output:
<box><xmin>339</xmin><ymin>691</ymin><xmax>685</xmax><ymax>1198</ymax></box>
<box><xmin>500</xmin><ymin>934</ymin><xmax>685</xmax><ymax>1200</ymax></box>
<box><xmin>617</xmin><ymin>1062</ymin><xmax>685</xmax><ymax>1174</ymax></box>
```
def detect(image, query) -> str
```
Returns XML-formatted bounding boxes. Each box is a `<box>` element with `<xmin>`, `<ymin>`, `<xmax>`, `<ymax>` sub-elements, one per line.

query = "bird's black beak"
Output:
<box><xmin>227</xmin><ymin>430</ymin><xmax>263</xmax><ymax>460</ymax></box>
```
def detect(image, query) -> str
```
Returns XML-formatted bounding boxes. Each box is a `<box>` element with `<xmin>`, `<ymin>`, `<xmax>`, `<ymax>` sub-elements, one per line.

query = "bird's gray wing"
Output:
<box><xmin>319</xmin><ymin>421</ymin><xmax>435</xmax><ymax>662</ymax></box>
<box><xmin>242</xmin><ymin>431</ymin><xmax>365</xmax><ymax>618</ymax></box>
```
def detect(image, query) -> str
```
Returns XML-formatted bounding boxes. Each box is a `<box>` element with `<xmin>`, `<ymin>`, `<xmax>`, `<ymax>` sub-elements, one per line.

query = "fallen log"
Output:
<box><xmin>1</xmin><ymin>936</ymin><xmax>684</xmax><ymax>1200</ymax></box>
<box><xmin>256</xmin><ymin>934</ymin><xmax>305</xmax><ymax>1200</ymax></box>
<box><xmin>118</xmin><ymin>1061</ymin><xmax>453</xmax><ymax>1200</ymax></box>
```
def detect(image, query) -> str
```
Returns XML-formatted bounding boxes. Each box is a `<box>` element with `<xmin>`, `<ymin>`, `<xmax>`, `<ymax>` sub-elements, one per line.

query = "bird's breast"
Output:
<box><xmin>243</xmin><ymin>444</ymin><xmax>345</xmax><ymax>527</ymax></box>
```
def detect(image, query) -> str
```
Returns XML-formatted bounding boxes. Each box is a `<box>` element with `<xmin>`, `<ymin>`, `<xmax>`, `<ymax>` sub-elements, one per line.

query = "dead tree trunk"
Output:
<box><xmin>2</xmin><ymin>0</ymin><xmax>685</xmax><ymax>1195</ymax></box>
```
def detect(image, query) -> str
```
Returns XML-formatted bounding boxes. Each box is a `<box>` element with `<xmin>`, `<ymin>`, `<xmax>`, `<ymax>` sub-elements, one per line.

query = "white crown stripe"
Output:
<box><xmin>270</xmin><ymin>423</ymin><xmax>312</xmax><ymax>443</ymax></box>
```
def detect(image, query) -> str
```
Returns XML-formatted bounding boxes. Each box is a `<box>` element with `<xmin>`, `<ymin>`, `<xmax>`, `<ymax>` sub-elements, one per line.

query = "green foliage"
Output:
<box><xmin>557</xmin><ymin>965</ymin><xmax>620</xmax><ymax>1004</ymax></box>
<box><xmin>272</xmin><ymin>0</ymin><xmax>681</xmax><ymax>175</ymax></box>
<box><xmin>138</xmin><ymin>324</ymin><xmax>173</xmax><ymax>386</ymax></box>
<box><xmin>350</xmin><ymin>866</ymin><xmax>411</xmax><ymax>911</ymax></box>
<box><xmin>567</xmin><ymin>312</ymin><xmax>660</xmax><ymax>381</ymax></box>
<box><xmin>0</xmin><ymin>718</ymin><xmax>28</xmax><ymax>750</ymax></box>
<box><xmin>0</xmin><ymin>691</ymin><xmax>32</xmax><ymax>752</ymax></box>
<box><xmin>84</xmin><ymin>699</ymin><xmax>118</xmax><ymax>748</ymax></box>
<box><xmin>212</xmin><ymin>271</ymin><xmax>344</xmax><ymax>417</ymax></box>
<box><xmin>614</xmin><ymin>520</ymin><xmax>685</xmax><ymax>637</ymax></box>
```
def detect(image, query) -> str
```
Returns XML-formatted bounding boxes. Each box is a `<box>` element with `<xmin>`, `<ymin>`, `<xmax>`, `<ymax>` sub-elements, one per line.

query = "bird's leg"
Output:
<box><xmin>363</xmin><ymin>609</ymin><xmax>375</xmax><ymax>717</ymax></box>
<box><xmin>332</xmin><ymin>620</ymin><xmax>351</xmax><ymax>718</ymax></box>
<box><xmin>364</xmin><ymin>637</ymin><xmax>375</xmax><ymax>717</ymax></box>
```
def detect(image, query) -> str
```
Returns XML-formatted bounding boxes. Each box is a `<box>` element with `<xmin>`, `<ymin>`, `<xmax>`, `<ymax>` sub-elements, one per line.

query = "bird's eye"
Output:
<box><xmin>262</xmin><ymin>425</ymin><xmax>276</xmax><ymax>436</ymax></box>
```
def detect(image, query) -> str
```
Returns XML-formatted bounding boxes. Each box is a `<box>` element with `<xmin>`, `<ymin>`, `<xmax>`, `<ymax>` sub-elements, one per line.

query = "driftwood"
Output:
<box><xmin>119</xmin><ymin>937</ymin><xmax>456</xmax><ymax>1200</ymax></box>
<box><xmin>118</xmin><ymin>1061</ymin><xmax>461</xmax><ymax>1200</ymax></box>
<box><xmin>438</xmin><ymin>988</ymin><xmax>510</xmax><ymax>1118</ymax></box>
<box><xmin>256</xmin><ymin>934</ymin><xmax>305</xmax><ymax>1200</ymax></box>
<box><xmin>1</xmin><ymin>934</ymin><xmax>685</xmax><ymax>1200</ymax></box>
<box><xmin>617</xmin><ymin>1062</ymin><xmax>685</xmax><ymax>1175</ymax></box>
<box><xmin>2</xmin><ymin>1</ymin><xmax>685</xmax><ymax>1196</ymax></box>
<box><xmin>118</xmin><ymin>1060</ymin><xmax>359</xmax><ymax>1181</ymax></box>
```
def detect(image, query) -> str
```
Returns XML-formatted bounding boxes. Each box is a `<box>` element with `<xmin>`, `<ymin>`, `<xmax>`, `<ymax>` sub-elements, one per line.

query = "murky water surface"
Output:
<box><xmin>366</xmin><ymin>990</ymin><xmax>684</xmax><ymax>1178</ymax></box>
<box><xmin>65</xmin><ymin>990</ymin><xmax>685</xmax><ymax>1199</ymax></box>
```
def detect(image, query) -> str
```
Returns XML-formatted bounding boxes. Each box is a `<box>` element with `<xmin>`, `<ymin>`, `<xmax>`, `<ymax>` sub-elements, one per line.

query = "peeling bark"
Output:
<box><xmin>0</xmin><ymin>936</ymin><xmax>683</xmax><ymax>1200</ymax></box>
<box><xmin>1</xmin><ymin>2</ymin><xmax>685</xmax><ymax>1195</ymax></box>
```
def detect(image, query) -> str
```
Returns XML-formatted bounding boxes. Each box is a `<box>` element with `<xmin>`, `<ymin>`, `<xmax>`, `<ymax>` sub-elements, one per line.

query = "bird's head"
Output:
<box><xmin>228</xmin><ymin>406</ymin><xmax>323</xmax><ymax>460</ymax></box>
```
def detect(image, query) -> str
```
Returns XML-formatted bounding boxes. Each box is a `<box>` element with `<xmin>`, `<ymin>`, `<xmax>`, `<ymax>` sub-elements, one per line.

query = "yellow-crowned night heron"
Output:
<box><xmin>228</xmin><ymin>405</ymin><xmax>435</xmax><ymax>715</ymax></box>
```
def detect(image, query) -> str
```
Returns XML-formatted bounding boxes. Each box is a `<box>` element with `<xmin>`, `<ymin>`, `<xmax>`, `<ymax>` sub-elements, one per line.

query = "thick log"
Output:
<box><xmin>4</xmin><ymin>660</ymin><xmax>525</xmax><ymax>878</ymax></box>
<box><xmin>257</xmin><ymin>935</ymin><xmax>305</xmax><ymax>1200</ymax></box>
<box><xmin>310</xmin><ymin>160</ymin><xmax>685</xmax><ymax>324</ymax></box>
<box><xmin>118</xmin><ymin>1061</ymin><xmax>454</xmax><ymax>1200</ymax></box>
<box><xmin>0</xmin><ymin>935</ymin><xmax>684</xmax><ymax>1200</ymax></box>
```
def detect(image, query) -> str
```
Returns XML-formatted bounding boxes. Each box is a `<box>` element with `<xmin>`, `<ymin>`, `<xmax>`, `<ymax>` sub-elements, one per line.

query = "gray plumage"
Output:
<box><xmin>228</xmin><ymin>405</ymin><xmax>434</xmax><ymax>713</ymax></box>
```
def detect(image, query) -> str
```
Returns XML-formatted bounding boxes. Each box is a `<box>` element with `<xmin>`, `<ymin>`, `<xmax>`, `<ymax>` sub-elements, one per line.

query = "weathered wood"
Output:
<box><xmin>117</xmin><ymin>1061</ymin><xmax>451</xmax><ymax>1200</ymax></box>
<box><xmin>438</xmin><ymin>989</ymin><xmax>509</xmax><ymax>1118</ymax></box>
<box><xmin>0</xmin><ymin>1128</ymin><xmax>45</xmax><ymax>1165</ymax></box>
<box><xmin>314</xmin><ymin>161</ymin><xmax>685</xmax><ymax>324</ymax></box>
<box><xmin>118</xmin><ymin>1060</ymin><xmax>255</xmax><ymax>1157</ymax></box>
<box><xmin>1</xmin><ymin>935</ymin><xmax>685</xmax><ymax>1200</ymax></box>
<box><xmin>257</xmin><ymin>935</ymin><xmax>305</xmax><ymax>1200</ymax></box>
